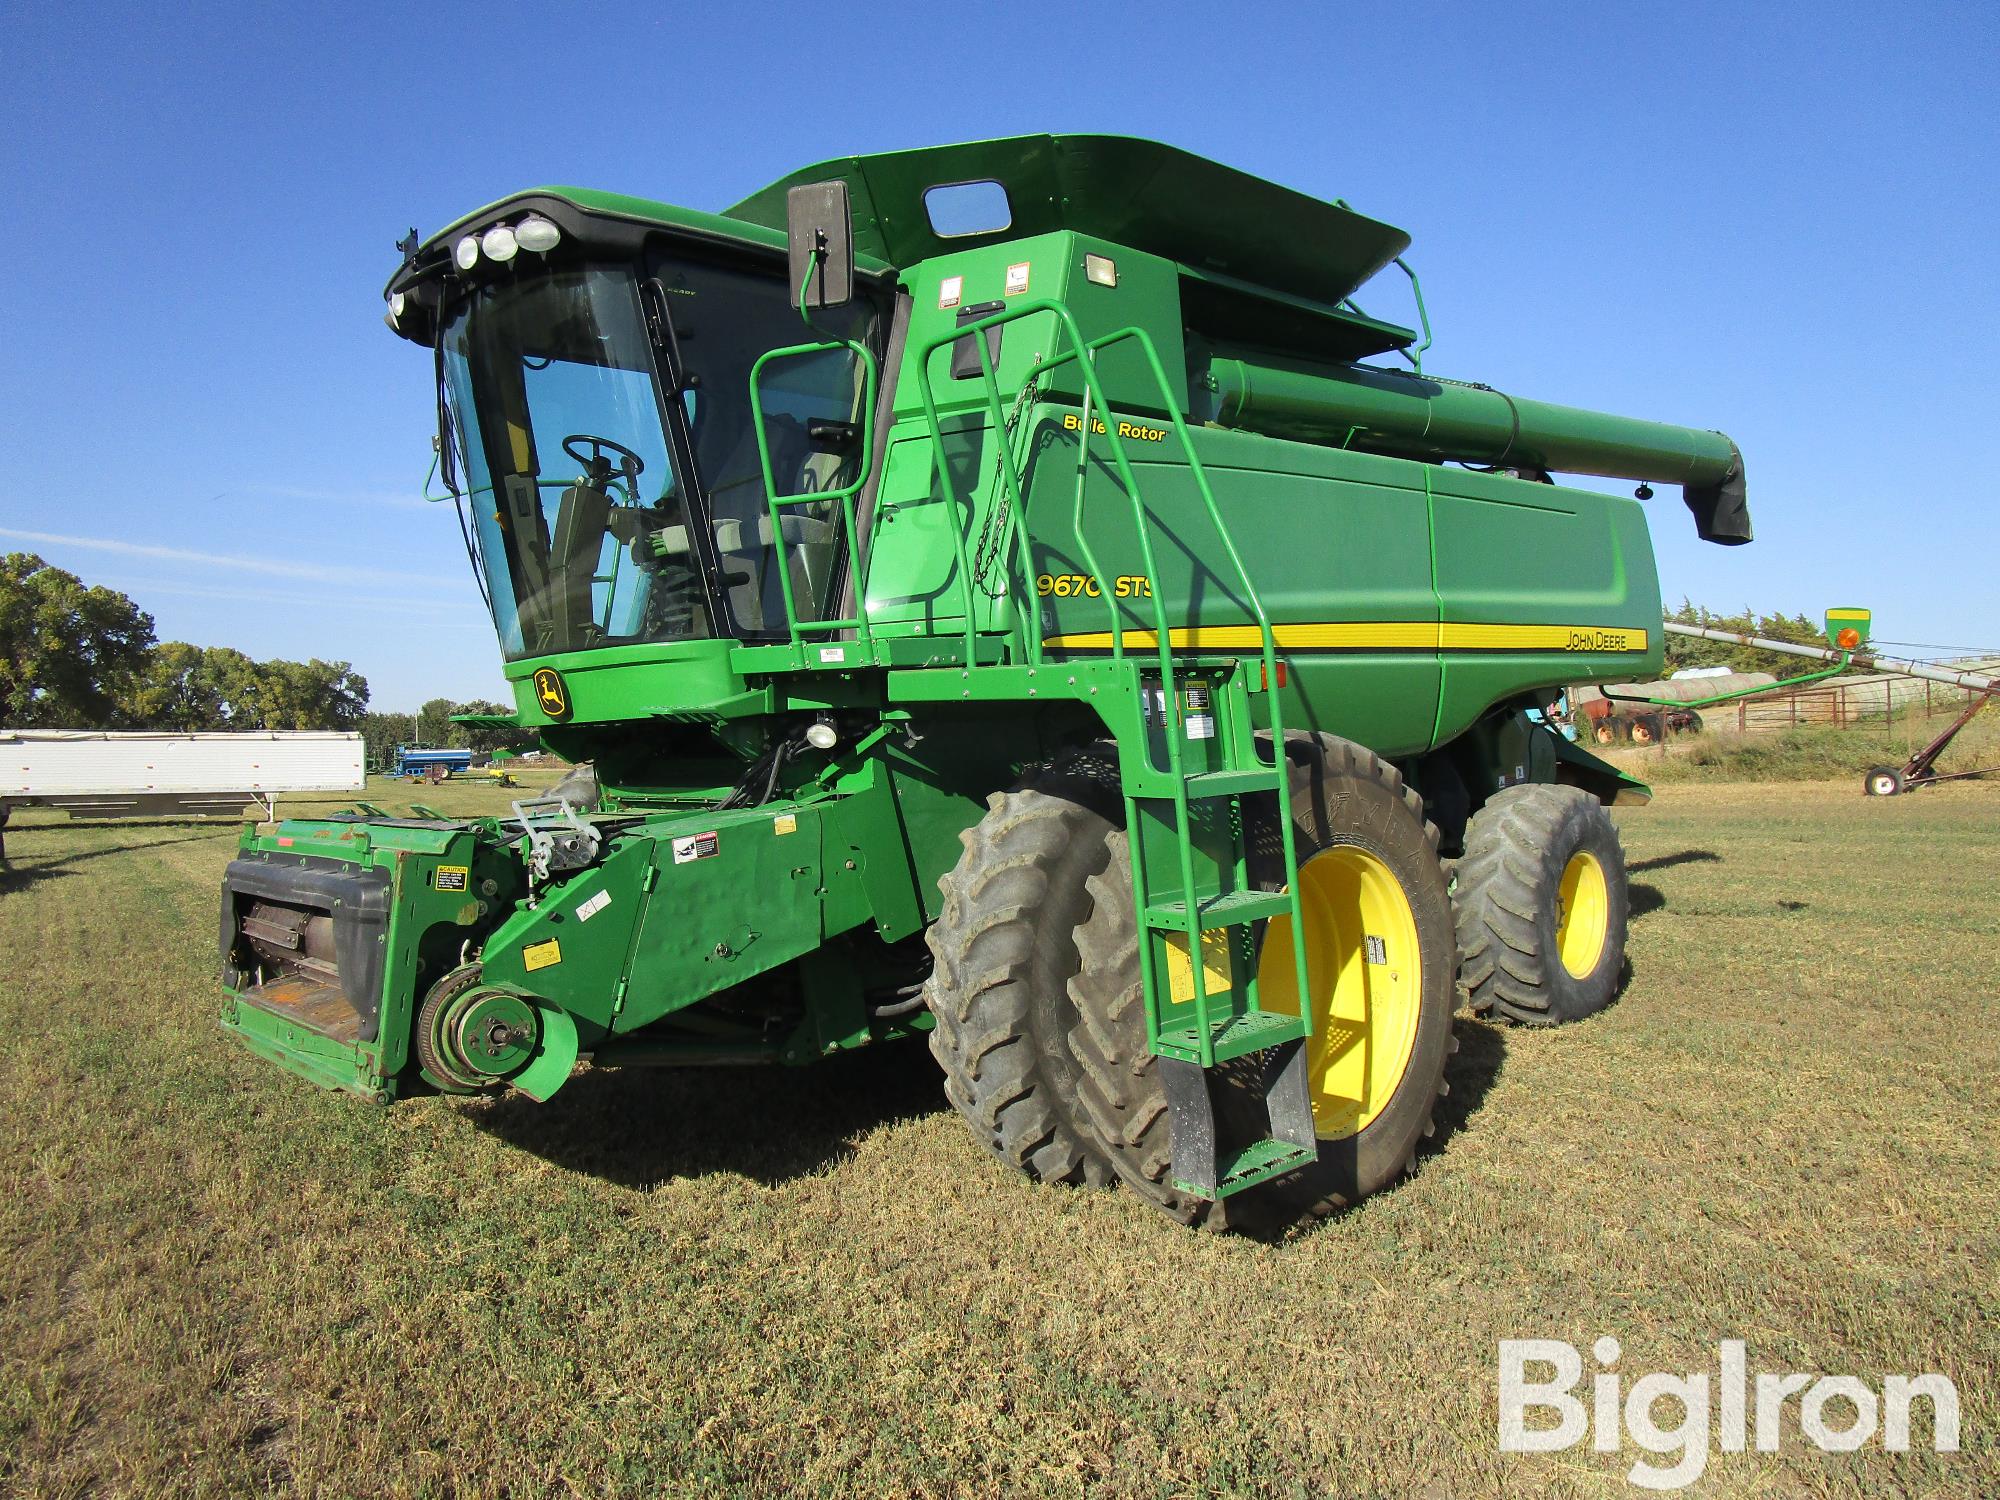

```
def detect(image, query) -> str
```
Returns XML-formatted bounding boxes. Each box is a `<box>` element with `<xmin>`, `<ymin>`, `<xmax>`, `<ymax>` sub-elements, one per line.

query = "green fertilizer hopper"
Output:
<box><xmin>220</xmin><ymin>135</ymin><xmax>1752</xmax><ymax>1224</ymax></box>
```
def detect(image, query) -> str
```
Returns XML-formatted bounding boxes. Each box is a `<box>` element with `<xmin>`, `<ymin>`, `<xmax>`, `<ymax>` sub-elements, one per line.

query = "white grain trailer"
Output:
<box><xmin>0</xmin><ymin>730</ymin><xmax>365</xmax><ymax>844</ymax></box>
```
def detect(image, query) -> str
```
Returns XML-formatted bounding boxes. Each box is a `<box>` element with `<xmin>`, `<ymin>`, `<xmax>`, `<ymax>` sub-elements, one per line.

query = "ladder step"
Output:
<box><xmin>1173</xmin><ymin>1138</ymin><xmax>1314</xmax><ymax>1199</ymax></box>
<box><xmin>1178</xmin><ymin>768</ymin><xmax>1281</xmax><ymax>799</ymax></box>
<box><xmin>1145</xmin><ymin>888</ymin><xmax>1291</xmax><ymax>931</ymax></box>
<box><xmin>1153</xmin><ymin>1008</ymin><xmax>1307</xmax><ymax>1064</ymax></box>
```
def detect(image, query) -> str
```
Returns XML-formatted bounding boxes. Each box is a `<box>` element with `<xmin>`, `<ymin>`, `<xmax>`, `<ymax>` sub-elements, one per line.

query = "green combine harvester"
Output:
<box><xmin>220</xmin><ymin>136</ymin><xmax>1752</xmax><ymax>1225</ymax></box>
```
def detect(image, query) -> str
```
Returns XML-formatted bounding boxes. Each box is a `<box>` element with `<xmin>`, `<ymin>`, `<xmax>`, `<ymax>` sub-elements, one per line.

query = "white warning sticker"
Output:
<box><xmin>938</xmin><ymin>275</ymin><xmax>963</xmax><ymax>310</ymax></box>
<box><xmin>1004</xmin><ymin>261</ymin><xmax>1030</xmax><ymax>296</ymax></box>
<box><xmin>1185</xmin><ymin>714</ymin><xmax>1216</xmax><ymax>741</ymax></box>
<box><xmin>576</xmin><ymin>889</ymin><xmax>612</xmax><ymax>922</ymax></box>
<box><xmin>673</xmin><ymin>831</ymin><xmax>720</xmax><ymax>864</ymax></box>
<box><xmin>1365</xmin><ymin>935</ymin><xmax>1388</xmax><ymax>965</ymax></box>
<box><xmin>818</xmin><ymin>646</ymin><xmax>846</xmax><ymax>665</ymax></box>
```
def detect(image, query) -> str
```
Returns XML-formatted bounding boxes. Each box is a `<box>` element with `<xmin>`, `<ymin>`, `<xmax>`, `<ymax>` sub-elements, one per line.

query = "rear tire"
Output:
<box><xmin>925</xmin><ymin>757</ymin><xmax>1121</xmax><ymax>1188</ymax></box>
<box><xmin>1454</xmin><ymin>784</ymin><xmax>1629</xmax><ymax>1026</ymax></box>
<box><xmin>1065</xmin><ymin>734</ymin><xmax>1459</xmax><ymax>1224</ymax></box>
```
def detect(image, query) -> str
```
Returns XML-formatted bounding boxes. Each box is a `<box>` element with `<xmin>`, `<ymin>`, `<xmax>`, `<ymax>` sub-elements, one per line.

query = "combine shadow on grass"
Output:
<box><xmin>1427</xmin><ymin>1016</ymin><xmax>1508</xmax><ymax>1155</ymax></box>
<box><xmin>469</xmin><ymin>1036</ymin><xmax>948</xmax><ymax>1190</ymax></box>
<box><xmin>1628</xmin><ymin>849</ymin><xmax>1722</xmax><ymax>874</ymax></box>
<box><xmin>1625</xmin><ymin>848</ymin><xmax>1721</xmax><ymax>922</ymax></box>
<box><xmin>0</xmin><ymin>829</ymin><xmax>233</xmax><ymax>890</ymax></box>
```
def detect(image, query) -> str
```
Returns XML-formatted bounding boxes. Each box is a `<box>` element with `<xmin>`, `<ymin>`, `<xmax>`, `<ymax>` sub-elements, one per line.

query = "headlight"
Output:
<box><xmin>454</xmin><ymin>234</ymin><xmax>480</xmax><ymax>271</ymax></box>
<box><xmin>481</xmin><ymin>224</ymin><xmax>519</xmax><ymax>263</ymax></box>
<box><xmin>515</xmin><ymin>215</ymin><xmax>561</xmax><ymax>253</ymax></box>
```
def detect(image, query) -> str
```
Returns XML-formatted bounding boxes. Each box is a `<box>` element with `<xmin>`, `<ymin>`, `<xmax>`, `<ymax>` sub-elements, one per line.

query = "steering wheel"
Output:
<box><xmin>562</xmin><ymin>433</ymin><xmax>646</xmax><ymax>484</ymax></box>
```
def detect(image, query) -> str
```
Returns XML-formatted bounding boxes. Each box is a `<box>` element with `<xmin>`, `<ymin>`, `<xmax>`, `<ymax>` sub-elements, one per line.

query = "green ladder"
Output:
<box><xmin>1123</xmin><ymin>662</ymin><xmax>1320</xmax><ymax>1198</ymax></box>
<box><xmin>911</xmin><ymin>302</ymin><xmax>1318</xmax><ymax>1201</ymax></box>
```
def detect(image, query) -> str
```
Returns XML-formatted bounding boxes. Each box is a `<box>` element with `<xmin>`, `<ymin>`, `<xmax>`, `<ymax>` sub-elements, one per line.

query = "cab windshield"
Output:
<box><xmin>440</xmin><ymin>258</ymin><xmax>879</xmax><ymax>658</ymax></box>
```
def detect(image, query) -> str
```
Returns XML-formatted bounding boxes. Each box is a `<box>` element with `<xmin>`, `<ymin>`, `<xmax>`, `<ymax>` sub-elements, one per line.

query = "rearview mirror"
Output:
<box><xmin>787</xmin><ymin>181</ymin><xmax>853</xmax><ymax>311</ymax></box>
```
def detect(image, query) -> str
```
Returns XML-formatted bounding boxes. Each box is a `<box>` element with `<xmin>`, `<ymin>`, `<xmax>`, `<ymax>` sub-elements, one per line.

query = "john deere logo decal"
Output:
<box><xmin>532</xmin><ymin>668</ymin><xmax>572</xmax><ymax>722</ymax></box>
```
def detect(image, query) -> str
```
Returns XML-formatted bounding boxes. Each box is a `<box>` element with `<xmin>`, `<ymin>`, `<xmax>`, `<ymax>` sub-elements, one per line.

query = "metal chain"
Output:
<box><xmin>969</xmin><ymin>373</ymin><xmax>1042</xmax><ymax>592</ymax></box>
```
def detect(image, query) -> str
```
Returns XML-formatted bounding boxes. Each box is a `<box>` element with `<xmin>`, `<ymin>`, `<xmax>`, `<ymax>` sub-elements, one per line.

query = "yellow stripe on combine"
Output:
<box><xmin>1039</xmin><ymin>622</ymin><xmax>1650</xmax><ymax>653</ymax></box>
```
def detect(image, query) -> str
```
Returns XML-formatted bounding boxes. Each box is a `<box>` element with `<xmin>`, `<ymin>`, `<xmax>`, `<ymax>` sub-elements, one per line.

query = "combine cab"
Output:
<box><xmin>221</xmin><ymin>135</ymin><xmax>1754</xmax><ymax>1224</ymax></box>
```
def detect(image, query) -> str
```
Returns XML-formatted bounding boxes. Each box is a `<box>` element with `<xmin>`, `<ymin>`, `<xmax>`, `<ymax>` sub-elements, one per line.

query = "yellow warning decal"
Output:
<box><xmin>1163</xmin><ymin>930</ymin><xmax>1234</xmax><ymax>1005</ymax></box>
<box><xmin>773</xmin><ymin>813</ymin><xmax>798</xmax><ymax>836</ymax></box>
<box><xmin>522</xmin><ymin>939</ymin><xmax>562</xmax><ymax>972</ymax></box>
<box><xmin>1041</xmin><ymin>622</ymin><xmax>1650</xmax><ymax>654</ymax></box>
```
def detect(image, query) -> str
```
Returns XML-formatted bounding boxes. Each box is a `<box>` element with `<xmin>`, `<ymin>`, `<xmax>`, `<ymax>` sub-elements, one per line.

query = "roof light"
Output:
<box><xmin>481</xmin><ymin>224</ymin><xmax>518</xmax><ymax>263</ymax></box>
<box><xmin>388</xmin><ymin>291</ymin><xmax>407</xmax><ymax>319</ymax></box>
<box><xmin>454</xmin><ymin>234</ymin><xmax>480</xmax><ymax>271</ymax></box>
<box><xmin>515</xmin><ymin>215</ymin><xmax>561</xmax><ymax>253</ymax></box>
<box><xmin>1084</xmin><ymin>253</ymin><xmax>1118</xmax><ymax>288</ymax></box>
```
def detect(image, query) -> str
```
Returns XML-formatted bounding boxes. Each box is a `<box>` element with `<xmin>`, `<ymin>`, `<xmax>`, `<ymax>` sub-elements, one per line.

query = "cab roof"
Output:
<box><xmin>725</xmin><ymin>133</ymin><xmax>1413</xmax><ymax>309</ymax></box>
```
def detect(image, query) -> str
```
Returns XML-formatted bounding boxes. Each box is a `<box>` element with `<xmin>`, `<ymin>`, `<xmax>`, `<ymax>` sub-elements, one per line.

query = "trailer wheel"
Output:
<box><xmin>1065</xmin><ymin>735</ymin><xmax>1458</xmax><ymax>1224</ymax></box>
<box><xmin>925</xmin><ymin>756</ymin><xmax>1122</xmax><ymax>1189</ymax></box>
<box><xmin>1454</xmin><ymin>784</ymin><xmax>1629</xmax><ymax>1026</ymax></box>
<box><xmin>1591</xmin><ymin>718</ymin><xmax>1622</xmax><ymax>745</ymax></box>
<box><xmin>1864</xmin><ymin>765</ymin><xmax>1905</xmax><ymax>797</ymax></box>
<box><xmin>1628</xmin><ymin>714</ymin><xmax>1662</xmax><ymax>746</ymax></box>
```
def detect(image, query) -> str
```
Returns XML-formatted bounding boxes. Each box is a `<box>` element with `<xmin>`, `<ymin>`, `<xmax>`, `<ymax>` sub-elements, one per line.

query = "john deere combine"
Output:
<box><xmin>220</xmin><ymin>135</ymin><xmax>1751</xmax><ymax>1224</ymax></box>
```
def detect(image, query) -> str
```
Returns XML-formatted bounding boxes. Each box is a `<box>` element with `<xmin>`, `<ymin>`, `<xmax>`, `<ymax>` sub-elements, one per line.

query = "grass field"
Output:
<box><xmin>1</xmin><ymin>774</ymin><xmax>1993</xmax><ymax>1497</ymax></box>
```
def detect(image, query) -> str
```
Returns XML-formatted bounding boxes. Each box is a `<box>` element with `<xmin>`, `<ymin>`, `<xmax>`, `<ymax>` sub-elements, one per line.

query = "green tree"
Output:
<box><xmin>0</xmin><ymin>553</ymin><xmax>157</xmax><ymax>727</ymax></box>
<box><xmin>128</xmin><ymin>641</ymin><xmax>229</xmax><ymax>730</ymax></box>
<box><xmin>358</xmin><ymin>711</ymin><xmax>416</xmax><ymax>769</ymax></box>
<box><xmin>1663</xmin><ymin>600</ymin><xmax>1840</xmax><ymax>679</ymax></box>
<box><xmin>415</xmin><ymin>696</ymin><xmax>456</xmax><ymax>747</ymax></box>
<box><xmin>255</xmin><ymin>658</ymin><xmax>369</xmax><ymax>730</ymax></box>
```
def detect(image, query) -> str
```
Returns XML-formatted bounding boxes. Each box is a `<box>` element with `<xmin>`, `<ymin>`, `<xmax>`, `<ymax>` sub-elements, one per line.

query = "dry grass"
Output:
<box><xmin>1612</xmin><ymin>699</ymin><xmax>2000</xmax><ymax>785</ymax></box>
<box><xmin>0</xmin><ymin>775</ymin><xmax>1993</xmax><ymax>1497</ymax></box>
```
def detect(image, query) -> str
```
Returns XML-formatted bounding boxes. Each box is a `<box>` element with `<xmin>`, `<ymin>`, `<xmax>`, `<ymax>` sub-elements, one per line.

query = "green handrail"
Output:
<box><xmin>747</xmin><ymin>339</ymin><xmax>880</xmax><ymax>649</ymax></box>
<box><xmin>909</xmin><ymin>299</ymin><xmax>1312</xmax><ymax>1068</ymax></box>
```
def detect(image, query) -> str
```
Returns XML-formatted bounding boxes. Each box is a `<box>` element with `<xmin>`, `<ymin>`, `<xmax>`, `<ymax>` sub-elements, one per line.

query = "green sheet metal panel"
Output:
<box><xmin>726</xmin><ymin>134</ymin><xmax>1411</xmax><ymax>310</ymax></box>
<box><xmin>1429</xmin><ymin>469</ymin><xmax>1663</xmax><ymax>746</ymax></box>
<box><xmin>1023</xmin><ymin>419</ymin><xmax>1444</xmax><ymax>756</ymax></box>
<box><xmin>891</xmin><ymin>232</ymin><xmax>1189</xmax><ymax>422</ymax></box>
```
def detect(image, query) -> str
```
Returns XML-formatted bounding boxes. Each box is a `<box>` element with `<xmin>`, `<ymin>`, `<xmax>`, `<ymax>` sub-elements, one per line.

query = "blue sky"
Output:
<box><xmin>3</xmin><ymin>1</ymin><xmax>1994</xmax><ymax>708</ymax></box>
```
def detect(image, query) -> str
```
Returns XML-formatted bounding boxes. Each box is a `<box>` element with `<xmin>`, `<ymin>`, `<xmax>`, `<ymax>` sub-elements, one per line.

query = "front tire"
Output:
<box><xmin>925</xmin><ymin>760</ymin><xmax>1121</xmax><ymax>1189</ymax></box>
<box><xmin>1454</xmin><ymin>784</ymin><xmax>1629</xmax><ymax>1026</ymax></box>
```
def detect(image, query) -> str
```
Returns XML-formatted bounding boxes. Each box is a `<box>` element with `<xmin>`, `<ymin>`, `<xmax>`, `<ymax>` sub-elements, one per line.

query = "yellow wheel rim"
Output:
<box><xmin>1555</xmin><ymin>850</ymin><xmax>1609</xmax><ymax>979</ymax></box>
<box><xmin>1256</xmin><ymin>847</ymin><xmax>1423</xmax><ymax>1141</ymax></box>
